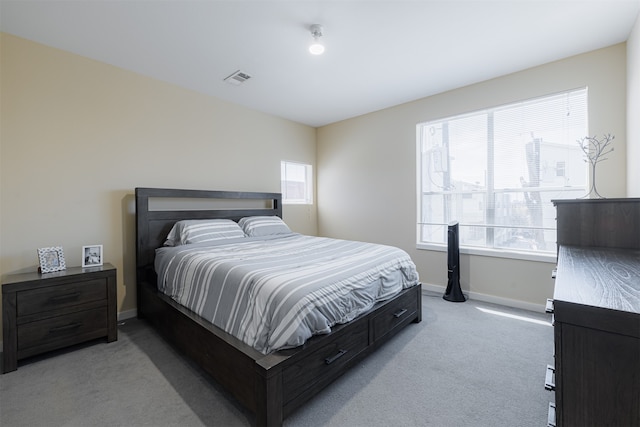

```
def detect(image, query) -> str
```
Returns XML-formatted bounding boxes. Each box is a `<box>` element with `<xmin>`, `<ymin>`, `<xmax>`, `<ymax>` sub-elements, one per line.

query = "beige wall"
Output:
<box><xmin>317</xmin><ymin>43</ymin><xmax>628</xmax><ymax>311</ymax></box>
<box><xmin>628</xmin><ymin>12</ymin><xmax>640</xmax><ymax>197</ymax></box>
<box><xmin>0</xmin><ymin>34</ymin><xmax>318</xmax><ymax>333</ymax></box>
<box><xmin>0</xmin><ymin>29</ymin><xmax>633</xmax><ymax>343</ymax></box>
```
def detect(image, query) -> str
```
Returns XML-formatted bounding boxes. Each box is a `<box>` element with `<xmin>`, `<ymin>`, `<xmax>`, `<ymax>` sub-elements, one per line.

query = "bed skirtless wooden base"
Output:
<box><xmin>135</xmin><ymin>187</ymin><xmax>422</xmax><ymax>426</ymax></box>
<box><xmin>138</xmin><ymin>280</ymin><xmax>421</xmax><ymax>426</ymax></box>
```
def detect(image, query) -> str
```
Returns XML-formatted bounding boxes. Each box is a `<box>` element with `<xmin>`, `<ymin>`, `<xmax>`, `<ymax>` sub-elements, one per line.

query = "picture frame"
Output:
<box><xmin>82</xmin><ymin>244</ymin><xmax>103</xmax><ymax>268</ymax></box>
<box><xmin>37</xmin><ymin>246</ymin><xmax>66</xmax><ymax>273</ymax></box>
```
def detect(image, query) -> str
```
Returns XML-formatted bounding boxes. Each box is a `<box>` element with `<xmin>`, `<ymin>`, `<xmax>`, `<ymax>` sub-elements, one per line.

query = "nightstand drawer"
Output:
<box><xmin>17</xmin><ymin>307</ymin><xmax>108</xmax><ymax>358</ymax></box>
<box><xmin>17</xmin><ymin>278</ymin><xmax>107</xmax><ymax>317</ymax></box>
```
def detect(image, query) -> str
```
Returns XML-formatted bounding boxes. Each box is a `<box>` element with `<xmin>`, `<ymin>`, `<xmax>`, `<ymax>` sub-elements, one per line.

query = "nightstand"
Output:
<box><xmin>2</xmin><ymin>263</ymin><xmax>117</xmax><ymax>373</ymax></box>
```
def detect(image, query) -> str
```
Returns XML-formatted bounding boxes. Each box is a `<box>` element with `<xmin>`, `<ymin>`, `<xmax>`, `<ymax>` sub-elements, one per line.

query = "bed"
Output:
<box><xmin>135</xmin><ymin>187</ymin><xmax>422</xmax><ymax>426</ymax></box>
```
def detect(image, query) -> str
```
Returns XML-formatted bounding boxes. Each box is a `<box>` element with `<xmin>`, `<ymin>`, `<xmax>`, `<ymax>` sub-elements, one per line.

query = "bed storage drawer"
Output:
<box><xmin>372</xmin><ymin>288</ymin><xmax>418</xmax><ymax>341</ymax></box>
<box><xmin>282</xmin><ymin>317</ymin><xmax>369</xmax><ymax>405</ymax></box>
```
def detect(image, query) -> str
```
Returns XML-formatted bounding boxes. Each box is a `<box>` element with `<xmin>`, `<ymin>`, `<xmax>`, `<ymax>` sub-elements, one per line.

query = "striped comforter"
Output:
<box><xmin>155</xmin><ymin>234</ymin><xmax>419</xmax><ymax>354</ymax></box>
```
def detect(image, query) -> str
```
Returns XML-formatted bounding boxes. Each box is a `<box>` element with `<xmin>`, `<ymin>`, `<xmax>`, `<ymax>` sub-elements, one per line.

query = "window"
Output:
<box><xmin>417</xmin><ymin>88</ymin><xmax>588</xmax><ymax>258</ymax></box>
<box><xmin>281</xmin><ymin>161</ymin><xmax>313</xmax><ymax>204</ymax></box>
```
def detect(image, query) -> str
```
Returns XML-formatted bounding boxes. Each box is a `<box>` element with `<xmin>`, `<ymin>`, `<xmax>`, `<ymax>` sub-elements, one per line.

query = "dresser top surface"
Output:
<box><xmin>553</xmin><ymin>197</ymin><xmax>640</xmax><ymax>204</ymax></box>
<box><xmin>554</xmin><ymin>246</ymin><xmax>640</xmax><ymax>314</ymax></box>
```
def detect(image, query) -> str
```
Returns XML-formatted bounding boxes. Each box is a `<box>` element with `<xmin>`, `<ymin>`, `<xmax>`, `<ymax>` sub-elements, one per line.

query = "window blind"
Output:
<box><xmin>417</xmin><ymin>88</ymin><xmax>588</xmax><ymax>256</ymax></box>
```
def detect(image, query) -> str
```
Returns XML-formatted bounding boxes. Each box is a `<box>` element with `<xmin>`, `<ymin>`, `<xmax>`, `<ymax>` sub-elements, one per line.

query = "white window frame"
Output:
<box><xmin>416</xmin><ymin>89</ymin><xmax>588</xmax><ymax>262</ymax></box>
<box><xmin>281</xmin><ymin>161</ymin><xmax>313</xmax><ymax>205</ymax></box>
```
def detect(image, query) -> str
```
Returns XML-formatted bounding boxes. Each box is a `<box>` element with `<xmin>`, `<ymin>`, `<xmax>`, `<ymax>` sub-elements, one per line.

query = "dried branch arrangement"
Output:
<box><xmin>577</xmin><ymin>133</ymin><xmax>615</xmax><ymax>198</ymax></box>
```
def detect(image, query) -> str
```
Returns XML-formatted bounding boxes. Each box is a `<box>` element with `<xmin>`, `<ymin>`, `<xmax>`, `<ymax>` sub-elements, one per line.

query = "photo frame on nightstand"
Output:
<box><xmin>37</xmin><ymin>246</ymin><xmax>66</xmax><ymax>273</ymax></box>
<box><xmin>82</xmin><ymin>245</ymin><xmax>103</xmax><ymax>268</ymax></box>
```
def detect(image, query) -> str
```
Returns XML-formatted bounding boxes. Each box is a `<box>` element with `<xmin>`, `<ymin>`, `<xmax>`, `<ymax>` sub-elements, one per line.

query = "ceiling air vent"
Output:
<box><xmin>224</xmin><ymin>70</ymin><xmax>252</xmax><ymax>86</ymax></box>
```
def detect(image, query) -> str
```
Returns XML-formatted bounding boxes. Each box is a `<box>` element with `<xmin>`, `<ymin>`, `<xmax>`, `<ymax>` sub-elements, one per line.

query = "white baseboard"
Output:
<box><xmin>117</xmin><ymin>309</ymin><xmax>137</xmax><ymax>321</ymax></box>
<box><xmin>421</xmin><ymin>282</ymin><xmax>547</xmax><ymax>313</ymax></box>
<box><xmin>0</xmin><ymin>289</ymin><xmax>545</xmax><ymax>354</ymax></box>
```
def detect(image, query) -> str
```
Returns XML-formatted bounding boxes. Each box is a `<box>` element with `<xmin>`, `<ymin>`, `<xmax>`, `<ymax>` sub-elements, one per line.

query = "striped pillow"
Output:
<box><xmin>164</xmin><ymin>219</ymin><xmax>245</xmax><ymax>246</ymax></box>
<box><xmin>238</xmin><ymin>216</ymin><xmax>292</xmax><ymax>237</ymax></box>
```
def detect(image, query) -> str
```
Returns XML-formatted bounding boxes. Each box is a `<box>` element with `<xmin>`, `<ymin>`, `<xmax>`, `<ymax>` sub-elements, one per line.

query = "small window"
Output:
<box><xmin>281</xmin><ymin>161</ymin><xmax>313</xmax><ymax>204</ymax></box>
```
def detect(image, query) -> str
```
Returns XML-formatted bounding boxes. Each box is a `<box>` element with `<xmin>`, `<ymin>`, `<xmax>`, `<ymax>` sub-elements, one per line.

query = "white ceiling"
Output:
<box><xmin>2</xmin><ymin>0</ymin><xmax>639</xmax><ymax>127</ymax></box>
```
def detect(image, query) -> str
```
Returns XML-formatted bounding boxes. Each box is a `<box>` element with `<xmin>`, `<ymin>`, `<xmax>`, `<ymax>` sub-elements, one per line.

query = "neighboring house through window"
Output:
<box><xmin>416</xmin><ymin>88</ymin><xmax>588</xmax><ymax>260</ymax></box>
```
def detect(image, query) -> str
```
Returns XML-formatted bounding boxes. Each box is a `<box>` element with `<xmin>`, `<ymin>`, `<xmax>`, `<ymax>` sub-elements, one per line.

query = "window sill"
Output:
<box><xmin>416</xmin><ymin>242</ymin><xmax>556</xmax><ymax>263</ymax></box>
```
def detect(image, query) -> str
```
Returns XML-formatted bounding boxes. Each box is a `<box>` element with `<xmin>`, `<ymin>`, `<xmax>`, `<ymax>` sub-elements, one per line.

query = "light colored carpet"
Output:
<box><xmin>0</xmin><ymin>292</ymin><xmax>554</xmax><ymax>426</ymax></box>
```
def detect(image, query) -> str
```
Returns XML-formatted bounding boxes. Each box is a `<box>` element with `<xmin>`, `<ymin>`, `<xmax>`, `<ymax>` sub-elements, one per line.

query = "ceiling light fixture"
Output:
<box><xmin>309</xmin><ymin>24</ymin><xmax>325</xmax><ymax>55</ymax></box>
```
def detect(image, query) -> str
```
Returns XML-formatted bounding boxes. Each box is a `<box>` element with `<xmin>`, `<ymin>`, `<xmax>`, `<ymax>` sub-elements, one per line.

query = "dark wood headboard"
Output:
<box><xmin>135</xmin><ymin>187</ymin><xmax>282</xmax><ymax>284</ymax></box>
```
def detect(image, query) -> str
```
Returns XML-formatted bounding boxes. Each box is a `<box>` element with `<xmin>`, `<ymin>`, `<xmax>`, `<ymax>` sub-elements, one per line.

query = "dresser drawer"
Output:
<box><xmin>17</xmin><ymin>307</ymin><xmax>108</xmax><ymax>358</ymax></box>
<box><xmin>282</xmin><ymin>318</ymin><xmax>369</xmax><ymax>405</ymax></box>
<box><xmin>372</xmin><ymin>289</ymin><xmax>418</xmax><ymax>341</ymax></box>
<box><xmin>17</xmin><ymin>278</ymin><xmax>107</xmax><ymax>317</ymax></box>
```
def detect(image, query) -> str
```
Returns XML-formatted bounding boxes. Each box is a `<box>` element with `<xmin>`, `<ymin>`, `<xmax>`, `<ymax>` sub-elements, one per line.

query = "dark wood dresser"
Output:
<box><xmin>2</xmin><ymin>263</ymin><xmax>117</xmax><ymax>373</ymax></box>
<box><xmin>549</xmin><ymin>199</ymin><xmax>640</xmax><ymax>427</ymax></box>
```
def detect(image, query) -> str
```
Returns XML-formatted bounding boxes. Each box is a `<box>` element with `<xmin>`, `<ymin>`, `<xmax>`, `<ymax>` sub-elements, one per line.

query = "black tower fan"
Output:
<box><xmin>443</xmin><ymin>221</ymin><xmax>466</xmax><ymax>302</ymax></box>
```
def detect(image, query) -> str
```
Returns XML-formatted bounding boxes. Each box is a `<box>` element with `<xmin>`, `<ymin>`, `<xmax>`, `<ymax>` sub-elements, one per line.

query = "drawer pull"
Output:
<box><xmin>50</xmin><ymin>292</ymin><xmax>81</xmax><ymax>303</ymax></box>
<box><xmin>545</xmin><ymin>364</ymin><xmax>555</xmax><ymax>391</ymax></box>
<box><xmin>545</xmin><ymin>299</ymin><xmax>554</xmax><ymax>314</ymax></box>
<box><xmin>547</xmin><ymin>402</ymin><xmax>556</xmax><ymax>427</ymax></box>
<box><xmin>325</xmin><ymin>349</ymin><xmax>348</xmax><ymax>365</ymax></box>
<box><xmin>49</xmin><ymin>322</ymin><xmax>82</xmax><ymax>333</ymax></box>
<box><xmin>393</xmin><ymin>308</ymin><xmax>408</xmax><ymax>318</ymax></box>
